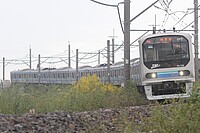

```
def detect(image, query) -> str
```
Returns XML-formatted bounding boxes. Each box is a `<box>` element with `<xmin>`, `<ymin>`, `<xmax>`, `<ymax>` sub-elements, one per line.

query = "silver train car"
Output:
<box><xmin>10</xmin><ymin>32</ymin><xmax>195</xmax><ymax>100</ymax></box>
<box><xmin>139</xmin><ymin>32</ymin><xmax>195</xmax><ymax>100</ymax></box>
<box><xmin>10</xmin><ymin>58</ymin><xmax>140</xmax><ymax>86</ymax></box>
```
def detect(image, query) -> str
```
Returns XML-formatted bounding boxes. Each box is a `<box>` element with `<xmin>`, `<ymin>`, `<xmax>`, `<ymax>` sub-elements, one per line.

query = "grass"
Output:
<box><xmin>126</xmin><ymin>86</ymin><xmax>200</xmax><ymax>133</ymax></box>
<box><xmin>0</xmin><ymin>75</ymin><xmax>199</xmax><ymax>132</ymax></box>
<box><xmin>0</xmin><ymin>74</ymin><xmax>147</xmax><ymax>114</ymax></box>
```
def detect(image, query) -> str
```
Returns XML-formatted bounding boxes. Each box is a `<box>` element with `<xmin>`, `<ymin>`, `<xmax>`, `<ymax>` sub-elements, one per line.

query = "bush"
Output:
<box><xmin>0</xmin><ymin>75</ymin><xmax>146</xmax><ymax>114</ymax></box>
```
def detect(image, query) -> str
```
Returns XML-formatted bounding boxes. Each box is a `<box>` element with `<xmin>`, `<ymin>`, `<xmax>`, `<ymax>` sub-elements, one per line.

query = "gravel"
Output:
<box><xmin>0</xmin><ymin>106</ymin><xmax>150</xmax><ymax>133</ymax></box>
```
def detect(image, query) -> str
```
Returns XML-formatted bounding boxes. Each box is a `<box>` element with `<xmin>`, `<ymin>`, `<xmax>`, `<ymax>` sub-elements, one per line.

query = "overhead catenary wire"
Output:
<box><xmin>157</xmin><ymin>0</ymin><xmax>189</xmax><ymax>29</ymax></box>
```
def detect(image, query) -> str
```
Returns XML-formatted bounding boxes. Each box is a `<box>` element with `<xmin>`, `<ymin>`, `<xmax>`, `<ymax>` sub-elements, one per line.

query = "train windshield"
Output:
<box><xmin>143</xmin><ymin>35</ymin><xmax>190</xmax><ymax>69</ymax></box>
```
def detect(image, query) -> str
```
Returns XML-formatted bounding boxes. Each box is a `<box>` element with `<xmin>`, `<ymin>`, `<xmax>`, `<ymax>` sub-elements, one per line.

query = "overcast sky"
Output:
<box><xmin>0</xmin><ymin>0</ymin><xmax>195</xmax><ymax>80</ymax></box>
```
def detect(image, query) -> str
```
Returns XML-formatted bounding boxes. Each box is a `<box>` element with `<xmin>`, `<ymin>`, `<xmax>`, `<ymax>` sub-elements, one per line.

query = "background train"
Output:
<box><xmin>10</xmin><ymin>32</ymin><xmax>195</xmax><ymax>100</ymax></box>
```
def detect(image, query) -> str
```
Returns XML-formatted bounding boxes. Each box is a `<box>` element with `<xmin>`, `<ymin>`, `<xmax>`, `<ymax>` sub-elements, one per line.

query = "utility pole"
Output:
<box><xmin>76</xmin><ymin>49</ymin><xmax>78</xmax><ymax>84</ymax></box>
<box><xmin>3</xmin><ymin>57</ymin><xmax>5</xmax><ymax>80</ymax></box>
<box><xmin>29</xmin><ymin>48</ymin><xmax>32</xmax><ymax>69</ymax></box>
<box><xmin>194</xmin><ymin>0</ymin><xmax>199</xmax><ymax>59</ymax></box>
<box><xmin>98</xmin><ymin>50</ymin><xmax>100</xmax><ymax>65</ymax></box>
<box><xmin>107</xmin><ymin>40</ymin><xmax>111</xmax><ymax>83</ymax></box>
<box><xmin>194</xmin><ymin>0</ymin><xmax>199</xmax><ymax>81</ymax></box>
<box><xmin>68</xmin><ymin>42</ymin><xmax>71</xmax><ymax>68</ymax></box>
<box><xmin>109</xmin><ymin>29</ymin><xmax>117</xmax><ymax>64</ymax></box>
<box><xmin>124</xmin><ymin>0</ymin><xmax>131</xmax><ymax>87</ymax></box>
<box><xmin>38</xmin><ymin>54</ymin><xmax>41</xmax><ymax>84</ymax></box>
<box><xmin>112</xmin><ymin>38</ymin><xmax>115</xmax><ymax>64</ymax></box>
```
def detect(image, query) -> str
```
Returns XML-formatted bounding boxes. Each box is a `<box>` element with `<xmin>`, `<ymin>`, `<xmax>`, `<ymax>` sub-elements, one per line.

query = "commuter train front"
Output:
<box><xmin>139</xmin><ymin>33</ymin><xmax>195</xmax><ymax>100</ymax></box>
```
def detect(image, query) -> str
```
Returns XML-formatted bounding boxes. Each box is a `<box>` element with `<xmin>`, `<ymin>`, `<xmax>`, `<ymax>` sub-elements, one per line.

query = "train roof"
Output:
<box><xmin>58</xmin><ymin>67</ymin><xmax>72</xmax><ymax>70</ymax></box>
<box><xmin>94</xmin><ymin>63</ymin><xmax>111</xmax><ymax>68</ymax></box>
<box><xmin>42</xmin><ymin>68</ymin><xmax>56</xmax><ymax>70</ymax></box>
<box><xmin>78</xmin><ymin>65</ymin><xmax>92</xmax><ymax>69</ymax></box>
<box><xmin>10</xmin><ymin>58</ymin><xmax>140</xmax><ymax>74</ymax></box>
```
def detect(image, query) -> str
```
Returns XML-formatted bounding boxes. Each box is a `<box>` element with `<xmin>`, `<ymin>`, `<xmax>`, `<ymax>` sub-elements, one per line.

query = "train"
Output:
<box><xmin>10</xmin><ymin>32</ymin><xmax>195</xmax><ymax>100</ymax></box>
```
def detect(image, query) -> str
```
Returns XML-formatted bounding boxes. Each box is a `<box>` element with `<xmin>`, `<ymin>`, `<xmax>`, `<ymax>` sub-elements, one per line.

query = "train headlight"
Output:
<box><xmin>151</xmin><ymin>73</ymin><xmax>157</xmax><ymax>78</ymax></box>
<box><xmin>179</xmin><ymin>71</ymin><xmax>184</xmax><ymax>76</ymax></box>
<box><xmin>178</xmin><ymin>70</ymin><xmax>190</xmax><ymax>76</ymax></box>
<box><xmin>146</xmin><ymin>73</ymin><xmax>157</xmax><ymax>79</ymax></box>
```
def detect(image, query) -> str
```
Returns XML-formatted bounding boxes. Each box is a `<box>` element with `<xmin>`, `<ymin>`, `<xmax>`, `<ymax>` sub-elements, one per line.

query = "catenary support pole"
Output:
<box><xmin>112</xmin><ymin>38</ymin><xmax>115</xmax><ymax>64</ymax></box>
<box><xmin>30</xmin><ymin>48</ymin><xmax>32</xmax><ymax>69</ymax></box>
<box><xmin>38</xmin><ymin>54</ymin><xmax>41</xmax><ymax>84</ymax></box>
<box><xmin>107</xmin><ymin>40</ymin><xmax>111</xmax><ymax>83</ymax></box>
<box><xmin>98</xmin><ymin>50</ymin><xmax>100</xmax><ymax>65</ymax></box>
<box><xmin>194</xmin><ymin>0</ymin><xmax>199</xmax><ymax>81</ymax></box>
<box><xmin>3</xmin><ymin>57</ymin><xmax>5</xmax><ymax>81</ymax></box>
<box><xmin>68</xmin><ymin>44</ymin><xmax>71</xmax><ymax>68</ymax></box>
<box><xmin>124</xmin><ymin>0</ymin><xmax>131</xmax><ymax>87</ymax></box>
<box><xmin>76</xmin><ymin>49</ymin><xmax>78</xmax><ymax>84</ymax></box>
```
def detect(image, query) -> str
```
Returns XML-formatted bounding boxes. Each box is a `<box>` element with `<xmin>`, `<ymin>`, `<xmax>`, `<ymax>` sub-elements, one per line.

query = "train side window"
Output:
<box><xmin>44</xmin><ymin>73</ymin><xmax>47</xmax><ymax>78</ymax></box>
<box><xmin>111</xmin><ymin>70</ymin><xmax>114</xmax><ymax>77</ymax></box>
<box><xmin>97</xmin><ymin>71</ymin><xmax>100</xmax><ymax>77</ymax></box>
<box><xmin>62</xmin><ymin>73</ymin><xmax>65</xmax><ymax>78</ymax></box>
<box><xmin>114</xmin><ymin>70</ymin><xmax>117</xmax><ymax>77</ymax></box>
<box><xmin>80</xmin><ymin>72</ymin><xmax>83</xmax><ymax>77</ymax></box>
<box><xmin>104</xmin><ymin>70</ymin><xmax>106</xmax><ymax>77</ymax></box>
<box><xmin>99</xmin><ymin>71</ymin><xmax>102</xmax><ymax>77</ymax></box>
<box><xmin>118</xmin><ymin>70</ymin><xmax>120</xmax><ymax>76</ymax></box>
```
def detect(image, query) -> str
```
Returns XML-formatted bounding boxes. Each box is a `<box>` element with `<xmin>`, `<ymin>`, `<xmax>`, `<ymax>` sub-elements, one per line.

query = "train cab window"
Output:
<box><xmin>143</xmin><ymin>35</ymin><xmax>190</xmax><ymax>69</ymax></box>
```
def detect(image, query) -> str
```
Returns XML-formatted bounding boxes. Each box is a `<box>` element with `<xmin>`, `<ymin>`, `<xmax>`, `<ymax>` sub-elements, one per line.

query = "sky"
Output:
<box><xmin>0</xmin><ymin>0</ymin><xmax>195</xmax><ymax>80</ymax></box>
